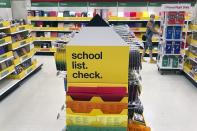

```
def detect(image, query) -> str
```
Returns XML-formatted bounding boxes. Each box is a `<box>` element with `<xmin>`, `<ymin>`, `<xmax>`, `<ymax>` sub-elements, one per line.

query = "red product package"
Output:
<box><xmin>130</xmin><ymin>12</ymin><xmax>137</xmax><ymax>17</ymax></box>
<box><xmin>51</xmin><ymin>32</ymin><xmax>58</xmax><ymax>37</ymax></box>
<box><xmin>49</xmin><ymin>11</ymin><xmax>57</xmax><ymax>17</ymax></box>
<box><xmin>67</xmin><ymin>86</ymin><xmax>127</xmax><ymax>101</ymax></box>
<box><xmin>36</xmin><ymin>21</ymin><xmax>44</xmax><ymax>27</ymax></box>
<box><xmin>176</xmin><ymin>11</ymin><xmax>185</xmax><ymax>25</ymax></box>
<box><xmin>167</xmin><ymin>11</ymin><xmax>177</xmax><ymax>25</ymax></box>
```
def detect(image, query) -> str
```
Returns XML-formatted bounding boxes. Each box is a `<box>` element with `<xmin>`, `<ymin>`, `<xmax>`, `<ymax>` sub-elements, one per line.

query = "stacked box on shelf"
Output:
<box><xmin>157</xmin><ymin>4</ymin><xmax>190</xmax><ymax>72</ymax></box>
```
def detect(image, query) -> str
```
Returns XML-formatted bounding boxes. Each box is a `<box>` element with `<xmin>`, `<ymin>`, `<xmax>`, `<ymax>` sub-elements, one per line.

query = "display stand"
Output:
<box><xmin>55</xmin><ymin>15</ymin><xmax>150</xmax><ymax>131</ymax></box>
<box><xmin>157</xmin><ymin>4</ymin><xmax>191</xmax><ymax>75</ymax></box>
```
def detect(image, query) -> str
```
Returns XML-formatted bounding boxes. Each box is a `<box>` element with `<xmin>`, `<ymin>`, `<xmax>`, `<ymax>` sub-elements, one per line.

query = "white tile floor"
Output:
<box><xmin>0</xmin><ymin>56</ymin><xmax>196</xmax><ymax>131</ymax></box>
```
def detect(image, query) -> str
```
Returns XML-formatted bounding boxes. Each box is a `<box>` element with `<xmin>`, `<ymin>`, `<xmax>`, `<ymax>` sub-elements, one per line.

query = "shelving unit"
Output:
<box><xmin>157</xmin><ymin>4</ymin><xmax>191</xmax><ymax>74</ymax></box>
<box><xmin>0</xmin><ymin>20</ymin><xmax>42</xmax><ymax>100</ymax></box>
<box><xmin>183</xmin><ymin>22</ymin><xmax>197</xmax><ymax>84</ymax></box>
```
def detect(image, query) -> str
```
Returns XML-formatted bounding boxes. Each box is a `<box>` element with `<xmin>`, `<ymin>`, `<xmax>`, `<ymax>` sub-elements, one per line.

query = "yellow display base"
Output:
<box><xmin>0</xmin><ymin>51</ymin><xmax>13</xmax><ymax>63</ymax></box>
<box><xmin>0</xmin><ymin>65</ymin><xmax>15</xmax><ymax>80</ymax></box>
<box><xmin>66</xmin><ymin>108</ymin><xmax>128</xmax><ymax>127</ymax></box>
<box><xmin>8</xmin><ymin>61</ymin><xmax>37</xmax><ymax>79</ymax></box>
<box><xmin>9</xmin><ymin>37</ymin><xmax>33</xmax><ymax>50</ymax></box>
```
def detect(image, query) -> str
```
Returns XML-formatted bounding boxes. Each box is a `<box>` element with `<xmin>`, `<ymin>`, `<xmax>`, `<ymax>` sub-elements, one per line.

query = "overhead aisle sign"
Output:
<box><xmin>0</xmin><ymin>0</ymin><xmax>11</xmax><ymax>8</ymax></box>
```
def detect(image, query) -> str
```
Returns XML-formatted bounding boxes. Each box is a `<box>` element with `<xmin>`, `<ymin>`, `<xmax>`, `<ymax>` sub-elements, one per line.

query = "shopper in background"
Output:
<box><xmin>142</xmin><ymin>14</ymin><xmax>161</xmax><ymax>63</ymax></box>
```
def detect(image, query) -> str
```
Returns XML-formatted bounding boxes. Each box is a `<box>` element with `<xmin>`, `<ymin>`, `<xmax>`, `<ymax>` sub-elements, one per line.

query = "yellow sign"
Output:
<box><xmin>66</xmin><ymin>46</ymin><xmax>129</xmax><ymax>84</ymax></box>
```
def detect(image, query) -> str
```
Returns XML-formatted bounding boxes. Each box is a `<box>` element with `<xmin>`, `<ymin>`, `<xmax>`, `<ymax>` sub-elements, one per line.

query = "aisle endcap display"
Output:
<box><xmin>157</xmin><ymin>4</ymin><xmax>191</xmax><ymax>73</ymax></box>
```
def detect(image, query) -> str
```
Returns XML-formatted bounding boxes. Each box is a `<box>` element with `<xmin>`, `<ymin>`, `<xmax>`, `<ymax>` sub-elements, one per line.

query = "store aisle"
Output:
<box><xmin>141</xmin><ymin>62</ymin><xmax>197</xmax><ymax>131</ymax></box>
<box><xmin>0</xmin><ymin>56</ymin><xmax>65</xmax><ymax>131</ymax></box>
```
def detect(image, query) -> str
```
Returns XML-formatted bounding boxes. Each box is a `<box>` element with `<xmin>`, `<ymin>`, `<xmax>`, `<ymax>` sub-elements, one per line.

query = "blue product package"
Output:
<box><xmin>0</xmin><ymin>47</ymin><xmax>5</xmax><ymax>55</ymax></box>
<box><xmin>166</xmin><ymin>26</ymin><xmax>173</xmax><ymax>39</ymax></box>
<box><xmin>174</xmin><ymin>26</ymin><xmax>182</xmax><ymax>39</ymax></box>
<box><xmin>174</xmin><ymin>41</ymin><xmax>181</xmax><ymax>54</ymax></box>
<box><xmin>166</xmin><ymin>41</ymin><xmax>173</xmax><ymax>54</ymax></box>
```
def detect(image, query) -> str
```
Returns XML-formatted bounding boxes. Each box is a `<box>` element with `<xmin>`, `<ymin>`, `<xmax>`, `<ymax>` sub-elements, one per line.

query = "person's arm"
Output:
<box><xmin>147</xmin><ymin>21</ymin><xmax>160</xmax><ymax>35</ymax></box>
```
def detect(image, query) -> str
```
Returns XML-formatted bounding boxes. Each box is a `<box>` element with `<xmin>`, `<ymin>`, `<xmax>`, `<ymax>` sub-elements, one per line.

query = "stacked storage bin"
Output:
<box><xmin>66</xmin><ymin>84</ymin><xmax>128</xmax><ymax>131</ymax></box>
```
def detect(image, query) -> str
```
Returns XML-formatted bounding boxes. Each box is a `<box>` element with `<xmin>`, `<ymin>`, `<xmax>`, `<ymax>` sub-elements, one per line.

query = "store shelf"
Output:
<box><xmin>0</xmin><ymin>51</ymin><xmax>14</xmax><ymax>64</ymax></box>
<box><xmin>34</xmin><ymin>37</ymin><xmax>69</xmax><ymax>42</ymax></box>
<box><xmin>9</xmin><ymin>37</ymin><xmax>33</xmax><ymax>50</ymax></box>
<box><xmin>35</xmin><ymin>48</ymin><xmax>56</xmax><ymax>53</ymax></box>
<box><xmin>0</xmin><ymin>36</ymin><xmax>12</xmax><ymax>47</ymax></box>
<box><xmin>189</xmin><ymin>24</ymin><xmax>197</xmax><ymax>31</ymax></box>
<box><xmin>9</xmin><ymin>61</ymin><xmax>37</xmax><ymax>79</ymax></box>
<box><xmin>6</xmin><ymin>25</ymin><xmax>31</xmax><ymax>35</ymax></box>
<box><xmin>190</xmin><ymin>39</ymin><xmax>197</xmax><ymax>48</ymax></box>
<box><xmin>0</xmin><ymin>63</ymin><xmax>43</xmax><ymax>100</ymax></box>
<box><xmin>109</xmin><ymin>16</ymin><xmax>160</xmax><ymax>21</ymax></box>
<box><xmin>31</xmin><ymin>27</ymin><xmax>79</xmax><ymax>32</ymax></box>
<box><xmin>28</xmin><ymin>16</ymin><xmax>92</xmax><ymax>21</ymax></box>
<box><xmin>187</xmin><ymin>52</ymin><xmax>197</xmax><ymax>63</ymax></box>
<box><xmin>183</xmin><ymin>65</ymin><xmax>197</xmax><ymax>82</ymax></box>
<box><xmin>0</xmin><ymin>21</ymin><xmax>11</xmax><ymax>30</ymax></box>
<box><xmin>0</xmin><ymin>65</ymin><xmax>15</xmax><ymax>81</ymax></box>
<box><xmin>13</xmin><ymin>50</ymin><xmax>36</xmax><ymax>66</ymax></box>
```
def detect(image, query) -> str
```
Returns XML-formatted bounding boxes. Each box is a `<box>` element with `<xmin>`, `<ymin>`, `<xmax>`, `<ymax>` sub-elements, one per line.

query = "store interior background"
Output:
<box><xmin>0</xmin><ymin>1</ymin><xmax>197</xmax><ymax>131</ymax></box>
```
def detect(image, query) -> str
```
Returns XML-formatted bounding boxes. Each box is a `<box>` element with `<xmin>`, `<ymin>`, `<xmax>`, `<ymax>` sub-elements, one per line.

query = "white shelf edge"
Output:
<box><xmin>0</xmin><ymin>42</ymin><xmax>12</xmax><ymax>47</ymax></box>
<box><xmin>0</xmin><ymin>69</ymin><xmax>15</xmax><ymax>81</ymax></box>
<box><xmin>0</xmin><ymin>26</ymin><xmax>10</xmax><ymax>30</ymax></box>
<box><xmin>8</xmin><ymin>30</ymin><xmax>28</xmax><ymax>35</ymax></box>
<box><xmin>0</xmin><ymin>56</ymin><xmax>14</xmax><ymax>64</ymax></box>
